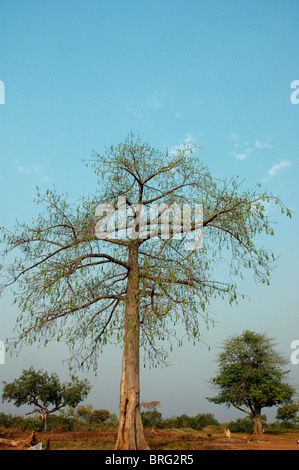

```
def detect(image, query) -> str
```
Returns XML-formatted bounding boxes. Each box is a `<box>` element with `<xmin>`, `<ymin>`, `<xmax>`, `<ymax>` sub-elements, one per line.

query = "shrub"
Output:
<box><xmin>0</xmin><ymin>412</ymin><xmax>24</xmax><ymax>428</ymax></box>
<box><xmin>191</xmin><ymin>413</ymin><xmax>219</xmax><ymax>430</ymax></box>
<box><xmin>162</xmin><ymin>413</ymin><xmax>219</xmax><ymax>430</ymax></box>
<box><xmin>141</xmin><ymin>410</ymin><xmax>164</xmax><ymax>428</ymax></box>
<box><xmin>75</xmin><ymin>404</ymin><xmax>93</xmax><ymax>422</ymax></box>
<box><xmin>48</xmin><ymin>414</ymin><xmax>86</xmax><ymax>431</ymax></box>
<box><xmin>24</xmin><ymin>414</ymin><xmax>86</xmax><ymax>431</ymax></box>
<box><xmin>90</xmin><ymin>409</ymin><xmax>111</xmax><ymax>424</ymax></box>
<box><xmin>227</xmin><ymin>416</ymin><xmax>254</xmax><ymax>433</ymax></box>
<box><xmin>23</xmin><ymin>417</ymin><xmax>44</xmax><ymax>431</ymax></box>
<box><xmin>264</xmin><ymin>421</ymin><xmax>292</xmax><ymax>434</ymax></box>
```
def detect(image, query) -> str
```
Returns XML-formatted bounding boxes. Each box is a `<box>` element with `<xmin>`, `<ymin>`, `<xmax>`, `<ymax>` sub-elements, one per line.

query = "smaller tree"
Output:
<box><xmin>276</xmin><ymin>404</ymin><xmax>299</xmax><ymax>428</ymax></box>
<box><xmin>207</xmin><ymin>331</ymin><xmax>296</xmax><ymax>436</ymax></box>
<box><xmin>75</xmin><ymin>404</ymin><xmax>93</xmax><ymax>422</ymax></box>
<box><xmin>2</xmin><ymin>367</ymin><xmax>91</xmax><ymax>431</ymax></box>
<box><xmin>90</xmin><ymin>409</ymin><xmax>111</xmax><ymax>424</ymax></box>
<box><xmin>140</xmin><ymin>401</ymin><xmax>163</xmax><ymax>428</ymax></box>
<box><xmin>140</xmin><ymin>401</ymin><xmax>161</xmax><ymax>413</ymax></box>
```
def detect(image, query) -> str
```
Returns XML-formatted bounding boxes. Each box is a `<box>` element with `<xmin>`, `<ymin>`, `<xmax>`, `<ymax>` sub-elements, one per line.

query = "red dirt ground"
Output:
<box><xmin>0</xmin><ymin>428</ymin><xmax>298</xmax><ymax>450</ymax></box>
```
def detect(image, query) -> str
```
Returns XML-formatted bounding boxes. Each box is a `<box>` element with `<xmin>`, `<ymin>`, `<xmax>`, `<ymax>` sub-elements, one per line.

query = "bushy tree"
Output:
<box><xmin>2</xmin><ymin>367</ymin><xmax>91</xmax><ymax>431</ymax></box>
<box><xmin>75</xmin><ymin>404</ymin><xmax>93</xmax><ymax>422</ymax></box>
<box><xmin>190</xmin><ymin>413</ymin><xmax>219</xmax><ymax>430</ymax></box>
<box><xmin>208</xmin><ymin>331</ymin><xmax>296</xmax><ymax>435</ymax></box>
<box><xmin>276</xmin><ymin>404</ymin><xmax>299</xmax><ymax>427</ymax></box>
<box><xmin>90</xmin><ymin>408</ymin><xmax>111</xmax><ymax>424</ymax></box>
<box><xmin>140</xmin><ymin>401</ymin><xmax>161</xmax><ymax>412</ymax></box>
<box><xmin>141</xmin><ymin>410</ymin><xmax>163</xmax><ymax>428</ymax></box>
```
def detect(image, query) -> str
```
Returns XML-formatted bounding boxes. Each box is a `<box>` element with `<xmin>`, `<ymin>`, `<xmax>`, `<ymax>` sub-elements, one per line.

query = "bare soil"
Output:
<box><xmin>0</xmin><ymin>427</ymin><xmax>298</xmax><ymax>450</ymax></box>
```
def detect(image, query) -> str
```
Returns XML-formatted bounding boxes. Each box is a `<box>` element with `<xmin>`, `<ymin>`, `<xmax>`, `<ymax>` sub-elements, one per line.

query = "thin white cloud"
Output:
<box><xmin>255</xmin><ymin>138</ymin><xmax>273</xmax><ymax>149</ymax></box>
<box><xmin>230</xmin><ymin>151</ymin><xmax>247</xmax><ymax>161</ymax></box>
<box><xmin>145</xmin><ymin>92</ymin><xmax>165</xmax><ymax>110</ymax></box>
<box><xmin>123</xmin><ymin>104</ymin><xmax>144</xmax><ymax>118</ymax></box>
<box><xmin>16</xmin><ymin>165</ymin><xmax>27</xmax><ymax>173</ymax></box>
<box><xmin>268</xmin><ymin>160</ymin><xmax>291</xmax><ymax>177</ymax></box>
<box><xmin>183</xmin><ymin>134</ymin><xmax>194</xmax><ymax>145</ymax></box>
<box><xmin>124</xmin><ymin>90</ymin><xmax>167</xmax><ymax>117</ymax></box>
<box><xmin>16</xmin><ymin>163</ymin><xmax>50</xmax><ymax>181</ymax></box>
<box><xmin>230</xmin><ymin>133</ymin><xmax>240</xmax><ymax>142</ymax></box>
<box><xmin>228</xmin><ymin>134</ymin><xmax>273</xmax><ymax>161</ymax></box>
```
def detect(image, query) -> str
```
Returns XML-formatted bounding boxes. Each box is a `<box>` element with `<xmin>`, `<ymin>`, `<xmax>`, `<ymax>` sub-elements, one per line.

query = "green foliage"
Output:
<box><xmin>141</xmin><ymin>411</ymin><xmax>219</xmax><ymax>430</ymax></box>
<box><xmin>276</xmin><ymin>404</ymin><xmax>299</xmax><ymax>426</ymax></box>
<box><xmin>0</xmin><ymin>412</ymin><xmax>87</xmax><ymax>432</ymax></box>
<box><xmin>141</xmin><ymin>410</ymin><xmax>164</xmax><ymax>428</ymax></box>
<box><xmin>74</xmin><ymin>404</ymin><xmax>93</xmax><ymax>422</ymax></box>
<box><xmin>227</xmin><ymin>416</ymin><xmax>254</xmax><ymax>433</ymax></box>
<box><xmin>45</xmin><ymin>414</ymin><xmax>84</xmax><ymax>431</ymax></box>
<box><xmin>208</xmin><ymin>331</ymin><xmax>296</xmax><ymax>420</ymax></box>
<box><xmin>0</xmin><ymin>134</ymin><xmax>291</xmax><ymax>369</ymax></box>
<box><xmin>166</xmin><ymin>413</ymin><xmax>219</xmax><ymax>430</ymax></box>
<box><xmin>2</xmin><ymin>367</ymin><xmax>91</xmax><ymax>420</ymax></box>
<box><xmin>22</xmin><ymin>416</ymin><xmax>44</xmax><ymax>431</ymax></box>
<box><xmin>0</xmin><ymin>412</ymin><xmax>24</xmax><ymax>428</ymax></box>
<box><xmin>188</xmin><ymin>413</ymin><xmax>219</xmax><ymax>430</ymax></box>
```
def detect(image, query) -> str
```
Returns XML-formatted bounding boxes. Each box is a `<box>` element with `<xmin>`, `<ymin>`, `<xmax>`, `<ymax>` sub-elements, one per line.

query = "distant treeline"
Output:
<box><xmin>0</xmin><ymin>411</ymin><xmax>117</xmax><ymax>432</ymax></box>
<box><xmin>0</xmin><ymin>411</ymin><xmax>297</xmax><ymax>434</ymax></box>
<box><xmin>140</xmin><ymin>411</ymin><xmax>219</xmax><ymax>430</ymax></box>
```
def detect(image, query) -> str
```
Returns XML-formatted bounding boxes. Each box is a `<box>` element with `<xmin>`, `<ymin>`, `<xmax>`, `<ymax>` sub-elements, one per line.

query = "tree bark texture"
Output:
<box><xmin>115</xmin><ymin>242</ymin><xmax>149</xmax><ymax>450</ymax></box>
<box><xmin>253</xmin><ymin>409</ymin><xmax>263</xmax><ymax>436</ymax></box>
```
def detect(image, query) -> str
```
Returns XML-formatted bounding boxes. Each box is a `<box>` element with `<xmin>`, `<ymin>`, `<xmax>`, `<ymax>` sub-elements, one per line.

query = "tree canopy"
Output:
<box><xmin>2</xmin><ymin>367</ymin><xmax>91</xmax><ymax>430</ymax></box>
<box><xmin>0</xmin><ymin>134</ymin><xmax>289</xmax><ymax>368</ymax></box>
<box><xmin>207</xmin><ymin>330</ymin><xmax>296</xmax><ymax>435</ymax></box>
<box><xmin>276</xmin><ymin>403</ymin><xmax>299</xmax><ymax>426</ymax></box>
<box><xmin>0</xmin><ymin>133</ymin><xmax>291</xmax><ymax>448</ymax></box>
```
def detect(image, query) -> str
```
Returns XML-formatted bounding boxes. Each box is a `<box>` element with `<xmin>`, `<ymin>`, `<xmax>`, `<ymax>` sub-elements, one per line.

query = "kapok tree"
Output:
<box><xmin>2</xmin><ymin>367</ymin><xmax>91</xmax><ymax>431</ymax></box>
<box><xmin>0</xmin><ymin>133</ymin><xmax>291</xmax><ymax>449</ymax></box>
<box><xmin>207</xmin><ymin>330</ymin><xmax>296</xmax><ymax>435</ymax></box>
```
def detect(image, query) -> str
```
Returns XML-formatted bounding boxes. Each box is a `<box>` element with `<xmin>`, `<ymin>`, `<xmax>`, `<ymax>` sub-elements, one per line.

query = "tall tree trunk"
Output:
<box><xmin>41</xmin><ymin>412</ymin><xmax>48</xmax><ymax>432</ymax></box>
<box><xmin>253</xmin><ymin>408</ymin><xmax>263</xmax><ymax>436</ymax></box>
<box><xmin>115</xmin><ymin>242</ymin><xmax>149</xmax><ymax>450</ymax></box>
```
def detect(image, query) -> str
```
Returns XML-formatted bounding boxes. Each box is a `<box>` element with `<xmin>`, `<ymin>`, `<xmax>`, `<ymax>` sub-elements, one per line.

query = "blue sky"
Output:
<box><xmin>0</xmin><ymin>0</ymin><xmax>298</xmax><ymax>422</ymax></box>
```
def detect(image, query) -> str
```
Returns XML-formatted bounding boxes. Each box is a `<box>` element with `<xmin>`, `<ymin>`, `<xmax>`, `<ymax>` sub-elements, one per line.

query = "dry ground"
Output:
<box><xmin>0</xmin><ymin>427</ymin><xmax>298</xmax><ymax>450</ymax></box>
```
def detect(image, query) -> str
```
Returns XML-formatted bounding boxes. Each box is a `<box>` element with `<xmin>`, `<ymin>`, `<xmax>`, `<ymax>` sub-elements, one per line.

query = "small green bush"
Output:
<box><xmin>227</xmin><ymin>416</ymin><xmax>254</xmax><ymax>433</ymax></box>
<box><xmin>23</xmin><ymin>417</ymin><xmax>44</xmax><ymax>431</ymax></box>
<box><xmin>141</xmin><ymin>410</ymin><xmax>164</xmax><ymax>428</ymax></box>
<box><xmin>0</xmin><ymin>413</ymin><xmax>24</xmax><ymax>428</ymax></box>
